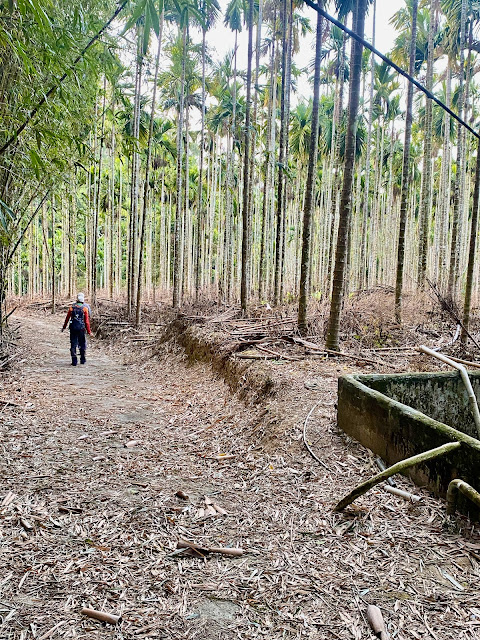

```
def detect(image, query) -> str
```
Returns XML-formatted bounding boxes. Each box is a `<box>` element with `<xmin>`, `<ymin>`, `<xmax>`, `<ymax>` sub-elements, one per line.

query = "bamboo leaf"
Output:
<box><xmin>142</xmin><ymin>12</ymin><xmax>151</xmax><ymax>53</ymax></box>
<box><xmin>0</xmin><ymin>199</ymin><xmax>14</xmax><ymax>233</ymax></box>
<box><xmin>29</xmin><ymin>149</ymin><xmax>44</xmax><ymax>180</ymax></box>
<box><xmin>148</xmin><ymin>0</ymin><xmax>160</xmax><ymax>36</ymax></box>
<box><xmin>35</xmin><ymin>130</ymin><xmax>42</xmax><ymax>151</ymax></box>
<box><xmin>121</xmin><ymin>0</ymin><xmax>148</xmax><ymax>34</ymax></box>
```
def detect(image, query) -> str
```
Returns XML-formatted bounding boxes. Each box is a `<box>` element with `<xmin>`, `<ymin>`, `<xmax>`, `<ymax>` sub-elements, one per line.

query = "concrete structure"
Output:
<box><xmin>338</xmin><ymin>372</ymin><xmax>480</xmax><ymax>518</ymax></box>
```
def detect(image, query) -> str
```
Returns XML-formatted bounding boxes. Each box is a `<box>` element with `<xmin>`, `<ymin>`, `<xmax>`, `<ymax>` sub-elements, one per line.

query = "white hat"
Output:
<box><xmin>77</xmin><ymin>292</ymin><xmax>85</xmax><ymax>303</ymax></box>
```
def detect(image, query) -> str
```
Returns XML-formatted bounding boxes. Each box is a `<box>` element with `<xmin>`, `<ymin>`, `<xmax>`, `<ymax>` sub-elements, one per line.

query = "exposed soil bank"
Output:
<box><xmin>163</xmin><ymin>316</ymin><xmax>278</xmax><ymax>401</ymax></box>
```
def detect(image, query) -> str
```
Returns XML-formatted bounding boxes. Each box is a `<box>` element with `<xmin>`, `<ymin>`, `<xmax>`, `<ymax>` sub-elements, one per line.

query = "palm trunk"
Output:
<box><xmin>128</xmin><ymin>26</ymin><xmax>143</xmax><ymax>314</ymax></box>
<box><xmin>417</xmin><ymin>0</ymin><xmax>436</xmax><ymax>288</ymax></box>
<box><xmin>195</xmin><ymin>20</ymin><xmax>207</xmax><ymax>301</ymax></box>
<box><xmin>394</xmin><ymin>0</ymin><xmax>418</xmax><ymax>323</ymax></box>
<box><xmin>447</xmin><ymin>0</ymin><xmax>467</xmax><ymax>301</ymax></box>
<box><xmin>461</xmin><ymin>139</ymin><xmax>480</xmax><ymax>343</ymax></box>
<box><xmin>240</xmin><ymin>0</ymin><xmax>254</xmax><ymax>312</ymax></box>
<box><xmin>92</xmin><ymin>73</ymin><xmax>107</xmax><ymax>307</ymax></box>
<box><xmin>325</xmin><ymin>0</ymin><xmax>367</xmax><ymax>350</ymax></box>
<box><xmin>298</xmin><ymin>2</ymin><xmax>323</xmax><ymax>333</ymax></box>
<box><xmin>173</xmin><ymin>25</ymin><xmax>187</xmax><ymax>308</ymax></box>
<box><xmin>274</xmin><ymin>0</ymin><xmax>292</xmax><ymax>305</ymax></box>
<box><xmin>136</xmin><ymin>15</ymin><xmax>164</xmax><ymax>325</ymax></box>
<box><xmin>360</xmin><ymin>0</ymin><xmax>376</xmax><ymax>289</ymax></box>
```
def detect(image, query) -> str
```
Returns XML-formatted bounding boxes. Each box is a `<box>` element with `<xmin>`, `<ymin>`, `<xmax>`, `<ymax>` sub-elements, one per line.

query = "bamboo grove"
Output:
<box><xmin>2</xmin><ymin>0</ymin><xmax>480</xmax><ymax>348</ymax></box>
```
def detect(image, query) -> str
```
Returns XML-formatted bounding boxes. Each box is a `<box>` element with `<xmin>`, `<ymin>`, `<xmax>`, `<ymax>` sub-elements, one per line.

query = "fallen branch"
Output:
<box><xmin>124</xmin><ymin>440</ymin><xmax>140</xmax><ymax>448</ymax></box>
<box><xmin>208</xmin><ymin>453</ymin><xmax>236</xmax><ymax>461</ymax></box>
<box><xmin>177</xmin><ymin>539</ymin><xmax>244</xmax><ymax>557</ymax></box>
<box><xmin>212</xmin><ymin>502</ymin><xmax>228</xmax><ymax>515</ymax></box>
<box><xmin>445</xmin><ymin>355</ymin><xmax>480</xmax><ymax>370</ymax></box>
<box><xmin>303</xmin><ymin>404</ymin><xmax>329</xmax><ymax>470</ymax></box>
<box><xmin>256</xmin><ymin>344</ymin><xmax>301</xmax><ymax>361</ymax></box>
<box><xmin>235</xmin><ymin>353</ymin><xmax>279</xmax><ymax>360</ymax></box>
<box><xmin>375</xmin><ymin>458</ymin><xmax>396</xmax><ymax>486</ymax></box>
<box><xmin>426</xmin><ymin>278</ymin><xmax>480</xmax><ymax>350</ymax></box>
<box><xmin>334</xmin><ymin>441</ymin><xmax>461</xmax><ymax>512</ymax></box>
<box><xmin>0</xmin><ymin>399</ymin><xmax>20</xmax><ymax>407</ymax></box>
<box><xmin>325</xmin><ymin>348</ymin><xmax>381</xmax><ymax>366</ymax></box>
<box><xmin>290</xmin><ymin>336</ymin><xmax>384</xmax><ymax>365</ymax></box>
<box><xmin>80</xmin><ymin>608</ymin><xmax>122</xmax><ymax>625</ymax></box>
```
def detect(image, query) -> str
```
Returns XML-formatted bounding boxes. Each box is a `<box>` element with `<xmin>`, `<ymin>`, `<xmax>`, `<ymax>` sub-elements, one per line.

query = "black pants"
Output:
<box><xmin>70</xmin><ymin>328</ymin><xmax>87</xmax><ymax>365</ymax></box>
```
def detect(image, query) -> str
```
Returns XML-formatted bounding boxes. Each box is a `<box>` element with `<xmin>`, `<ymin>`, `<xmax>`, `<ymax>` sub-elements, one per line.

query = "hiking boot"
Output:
<box><xmin>80</xmin><ymin>358</ymin><xmax>86</xmax><ymax>365</ymax></box>
<box><xmin>72</xmin><ymin>356</ymin><xmax>78</xmax><ymax>366</ymax></box>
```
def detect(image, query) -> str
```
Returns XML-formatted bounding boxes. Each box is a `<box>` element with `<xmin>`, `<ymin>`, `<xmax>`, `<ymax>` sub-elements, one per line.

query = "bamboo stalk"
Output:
<box><xmin>446</xmin><ymin>478</ymin><xmax>480</xmax><ymax>516</ymax></box>
<box><xmin>334</xmin><ymin>441</ymin><xmax>461</xmax><ymax>511</ymax></box>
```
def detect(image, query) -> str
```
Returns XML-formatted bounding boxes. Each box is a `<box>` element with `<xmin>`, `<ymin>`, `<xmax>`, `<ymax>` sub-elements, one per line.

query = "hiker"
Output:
<box><xmin>61</xmin><ymin>293</ymin><xmax>92</xmax><ymax>366</ymax></box>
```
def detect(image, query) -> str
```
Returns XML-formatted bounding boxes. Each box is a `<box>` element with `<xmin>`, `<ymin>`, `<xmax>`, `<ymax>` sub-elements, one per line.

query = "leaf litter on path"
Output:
<box><xmin>0</xmin><ymin>312</ymin><xmax>480</xmax><ymax>639</ymax></box>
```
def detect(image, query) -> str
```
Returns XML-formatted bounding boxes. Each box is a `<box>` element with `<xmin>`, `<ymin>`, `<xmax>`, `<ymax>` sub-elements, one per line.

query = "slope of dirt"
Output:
<box><xmin>1</xmin><ymin>312</ymin><xmax>480</xmax><ymax>640</ymax></box>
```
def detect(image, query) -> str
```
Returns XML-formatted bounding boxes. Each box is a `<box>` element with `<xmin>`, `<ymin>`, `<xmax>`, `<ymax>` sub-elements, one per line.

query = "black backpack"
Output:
<box><xmin>71</xmin><ymin>304</ymin><xmax>85</xmax><ymax>331</ymax></box>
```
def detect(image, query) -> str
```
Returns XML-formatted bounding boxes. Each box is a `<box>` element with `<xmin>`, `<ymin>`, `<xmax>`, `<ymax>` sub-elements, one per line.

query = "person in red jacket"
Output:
<box><xmin>61</xmin><ymin>293</ymin><xmax>92</xmax><ymax>366</ymax></box>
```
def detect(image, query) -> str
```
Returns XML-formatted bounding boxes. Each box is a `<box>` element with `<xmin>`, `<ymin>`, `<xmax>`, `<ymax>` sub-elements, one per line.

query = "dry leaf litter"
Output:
<box><xmin>1</xmin><ymin>309</ymin><xmax>480</xmax><ymax>639</ymax></box>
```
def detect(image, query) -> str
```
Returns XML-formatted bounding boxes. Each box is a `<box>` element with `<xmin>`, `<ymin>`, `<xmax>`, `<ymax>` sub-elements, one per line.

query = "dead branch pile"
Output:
<box><xmin>176</xmin><ymin>290</ymin><xmax>480</xmax><ymax>374</ymax></box>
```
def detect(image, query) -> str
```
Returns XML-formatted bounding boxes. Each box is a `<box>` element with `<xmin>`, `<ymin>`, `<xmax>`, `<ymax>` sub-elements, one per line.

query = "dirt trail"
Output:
<box><xmin>2</xmin><ymin>314</ymin><xmax>480</xmax><ymax>639</ymax></box>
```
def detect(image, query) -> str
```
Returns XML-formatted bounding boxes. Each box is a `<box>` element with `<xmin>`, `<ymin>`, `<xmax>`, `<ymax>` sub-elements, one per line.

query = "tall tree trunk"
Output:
<box><xmin>298</xmin><ymin>2</ymin><xmax>323</xmax><ymax>333</ymax></box>
<box><xmin>51</xmin><ymin>197</ymin><xmax>56</xmax><ymax>314</ymax></box>
<box><xmin>92</xmin><ymin>73</ymin><xmax>107</xmax><ymax>307</ymax></box>
<box><xmin>418</xmin><ymin>0</ymin><xmax>436</xmax><ymax>288</ymax></box>
<box><xmin>128</xmin><ymin>25</ymin><xmax>143</xmax><ymax>315</ymax></box>
<box><xmin>447</xmin><ymin>0</ymin><xmax>467</xmax><ymax>300</ymax></box>
<box><xmin>173</xmin><ymin>25</ymin><xmax>187</xmax><ymax>308</ymax></box>
<box><xmin>274</xmin><ymin>0</ymin><xmax>292</xmax><ymax>305</ymax></box>
<box><xmin>360</xmin><ymin>0</ymin><xmax>376</xmax><ymax>289</ymax></box>
<box><xmin>325</xmin><ymin>33</ymin><xmax>347</xmax><ymax>296</ymax></box>
<box><xmin>248</xmin><ymin>0</ymin><xmax>263</xmax><ymax>298</ymax></box>
<box><xmin>394</xmin><ymin>0</ymin><xmax>418</xmax><ymax>323</ymax></box>
<box><xmin>195</xmin><ymin>18</ymin><xmax>207</xmax><ymax>301</ymax></box>
<box><xmin>259</xmin><ymin>33</ymin><xmax>277</xmax><ymax>301</ymax></box>
<box><xmin>240</xmin><ymin>0</ymin><xmax>254</xmax><ymax>313</ymax></box>
<box><xmin>136</xmin><ymin>16</ymin><xmax>164</xmax><ymax>326</ymax></box>
<box><xmin>462</xmin><ymin>139</ymin><xmax>480</xmax><ymax>343</ymax></box>
<box><xmin>325</xmin><ymin>0</ymin><xmax>367</xmax><ymax>350</ymax></box>
<box><xmin>437</xmin><ymin>62</ymin><xmax>452</xmax><ymax>285</ymax></box>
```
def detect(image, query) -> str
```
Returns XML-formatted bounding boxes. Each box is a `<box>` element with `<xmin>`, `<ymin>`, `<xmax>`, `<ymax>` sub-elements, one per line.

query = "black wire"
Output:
<box><xmin>302</xmin><ymin>0</ymin><xmax>480</xmax><ymax>142</ymax></box>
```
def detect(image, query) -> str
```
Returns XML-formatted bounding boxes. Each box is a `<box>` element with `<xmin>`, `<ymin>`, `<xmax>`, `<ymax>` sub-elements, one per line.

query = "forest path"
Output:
<box><xmin>2</xmin><ymin>313</ymin><xmax>480</xmax><ymax>640</ymax></box>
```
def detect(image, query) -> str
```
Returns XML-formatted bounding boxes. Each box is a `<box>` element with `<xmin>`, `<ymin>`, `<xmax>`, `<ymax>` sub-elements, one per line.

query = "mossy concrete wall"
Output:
<box><xmin>364</xmin><ymin>371</ymin><xmax>480</xmax><ymax>439</ymax></box>
<box><xmin>338</xmin><ymin>372</ymin><xmax>480</xmax><ymax>519</ymax></box>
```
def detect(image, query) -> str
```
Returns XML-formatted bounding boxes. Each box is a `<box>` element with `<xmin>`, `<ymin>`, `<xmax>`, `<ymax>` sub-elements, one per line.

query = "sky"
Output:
<box><xmin>205</xmin><ymin>0</ymin><xmax>406</xmax><ymax>102</ymax></box>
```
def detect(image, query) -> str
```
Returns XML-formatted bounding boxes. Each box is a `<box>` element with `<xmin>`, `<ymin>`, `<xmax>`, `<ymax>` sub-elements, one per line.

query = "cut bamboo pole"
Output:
<box><xmin>80</xmin><ymin>608</ymin><xmax>122</xmax><ymax>625</ymax></box>
<box><xmin>446</xmin><ymin>479</ymin><xmax>480</xmax><ymax>516</ymax></box>
<box><xmin>334</xmin><ymin>441</ymin><xmax>461</xmax><ymax>511</ymax></box>
<box><xmin>366</xmin><ymin>604</ymin><xmax>389</xmax><ymax>640</ymax></box>
<box><xmin>177</xmin><ymin>539</ymin><xmax>244</xmax><ymax>557</ymax></box>
<box><xmin>418</xmin><ymin>345</ymin><xmax>480</xmax><ymax>439</ymax></box>
<box><xmin>384</xmin><ymin>485</ymin><xmax>421</xmax><ymax>502</ymax></box>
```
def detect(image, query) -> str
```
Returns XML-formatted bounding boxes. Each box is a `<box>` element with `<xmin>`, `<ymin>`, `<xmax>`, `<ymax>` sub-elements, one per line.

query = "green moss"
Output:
<box><xmin>338</xmin><ymin>372</ymin><xmax>480</xmax><ymax>520</ymax></box>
